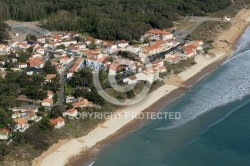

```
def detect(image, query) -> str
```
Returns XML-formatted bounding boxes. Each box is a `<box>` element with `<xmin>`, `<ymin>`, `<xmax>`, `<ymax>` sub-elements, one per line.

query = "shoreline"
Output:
<box><xmin>67</xmin><ymin>54</ymin><xmax>229</xmax><ymax>166</ymax></box>
<box><xmin>32</xmin><ymin>9</ymin><xmax>250</xmax><ymax>166</ymax></box>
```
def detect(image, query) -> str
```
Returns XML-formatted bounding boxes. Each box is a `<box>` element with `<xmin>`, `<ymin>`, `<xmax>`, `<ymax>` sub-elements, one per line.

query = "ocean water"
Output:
<box><xmin>83</xmin><ymin>27</ymin><xmax>250</xmax><ymax>166</ymax></box>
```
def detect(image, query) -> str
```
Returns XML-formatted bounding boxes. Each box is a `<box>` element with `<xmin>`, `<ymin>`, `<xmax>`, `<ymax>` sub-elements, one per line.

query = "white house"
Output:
<box><xmin>12</xmin><ymin>112</ymin><xmax>21</xmax><ymax>119</ymax></box>
<box><xmin>51</xmin><ymin>34</ymin><xmax>62</xmax><ymax>42</ymax></box>
<box><xmin>74</xmin><ymin>43</ymin><xmax>87</xmax><ymax>49</ymax></box>
<box><xmin>223</xmin><ymin>16</ymin><xmax>231</xmax><ymax>21</ymax></box>
<box><xmin>35</xmin><ymin>46</ymin><xmax>45</xmax><ymax>55</ymax></box>
<box><xmin>37</xmin><ymin>36</ymin><xmax>46</xmax><ymax>43</ymax></box>
<box><xmin>59</xmin><ymin>56</ymin><xmax>73</xmax><ymax>65</ymax></box>
<box><xmin>16</xmin><ymin>42</ymin><xmax>30</xmax><ymax>50</ymax></box>
<box><xmin>8</xmin><ymin>58</ymin><xmax>18</xmax><ymax>63</ymax></box>
<box><xmin>24</xmin><ymin>111</ymin><xmax>37</xmax><ymax>121</ymax></box>
<box><xmin>45</xmin><ymin>41</ymin><xmax>60</xmax><ymax>49</ymax></box>
<box><xmin>31</xmin><ymin>53</ymin><xmax>42</xmax><ymax>58</ymax></box>
<box><xmin>66</xmin><ymin>96</ymin><xmax>75</xmax><ymax>103</ymax></box>
<box><xmin>49</xmin><ymin>116</ymin><xmax>65</xmax><ymax>129</ymax></box>
<box><xmin>136</xmin><ymin>70</ymin><xmax>159</xmax><ymax>83</ymax></box>
<box><xmin>123</xmin><ymin>75</ymin><xmax>137</xmax><ymax>84</ymax></box>
<box><xmin>0</xmin><ymin>61</ymin><xmax>5</xmax><ymax>66</ymax></box>
<box><xmin>85</xmin><ymin>55</ymin><xmax>109</xmax><ymax>70</ymax></box>
<box><xmin>72</xmin><ymin>98</ymin><xmax>93</xmax><ymax>108</ymax></box>
<box><xmin>26</xmin><ymin>67</ymin><xmax>44</xmax><ymax>75</ymax></box>
<box><xmin>45</xmin><ymin>74</ymin><xmax>57</xmax><ymax>82</ymax></box>
<box><xmin>66</xmin><ymin>57</ymin><xmax>84</xmax><ymax>79</ymax></box>
<box><xmin>60</xmin><ymin>40</ymin><xmax>77</xmax><ymax>47</ymax></box>
<box><xmin>0</xmin><ymin>128</ymin><xmax>10</xmax><ymax>140</ymax></box>
<box><xmin>0</xmin><ymin>44</ymin><xmax>9</xmax><ymax>52</ymax></box>
<box><xmin>126</xmin><ymin>46</ymin><xmax>141</xmax><ymax>54</ymax></box>
<box><xmin>14</xmin><ymin>118</ymin><xmax>29</xmax><ymax>132</ymax></box>
<box><xmin>47</xmin><ymin>90</ymin><xmax>54</xmax><ymax>99</ymax></box>
<box><xmin>41</xmin><ymin>98</ymin><xmax>53</xmax><ymax>106</ymax></box>
<box><xmin>27</xmin><ymin>57</ymin><xmax>44</xmax><ymax>68</ymax></box>
<box><xmin>85</xmin><ymin>37</ymin><xmax>102</xmax><ymax>45</ymax></box>
<box><xmin>109</xmin><ymin>64</ymin><xmax>121</xmax><ymax>75</ymax></box>
<box><xmin>144</xmin><ymin>29</ymin><xmax>173</xmax><ymax>41</ymax></box>
<box><xmin>63</xmin><ymin>108</ymin><xmax>78</xmax><ymax>118</ymax></box>
<box><xmin>12</xmin><ymin>105</ymin><xmax>38</xmax><ymax>113</ymax></box>
<box><xmin>117</xmin><ymin>40</ymin><xmax>129</xmax><ymax>48</ymax></box>
<box><xmin>101</xmin><ymin>42</ymin><xmax>117</xmax><ymax>54</ymax></box>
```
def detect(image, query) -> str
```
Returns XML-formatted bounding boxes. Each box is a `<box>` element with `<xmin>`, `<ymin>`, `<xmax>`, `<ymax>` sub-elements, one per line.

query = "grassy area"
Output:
<box><xmin>105</xmin><ymin>88</ymin><xmax>128</xmax><ymax>99</ymax></box>
<box><xmin>190</xmin><ymin>21</ymin><xmax>231</xmax><ymax>42</ymax></box>
<box><xmin>64</xmin><ymin>82</ymin><xmax>74</xmax><ymax>96</ymax></box>
<box><xmin>209</xmin><ymin>0</ymin><xmax>250</xmax><ymax>17</ymax></box>
<box><xmin>164</xmin><ymin>57</ymin><xmax>196</xmax><ymax>75</ymax></box>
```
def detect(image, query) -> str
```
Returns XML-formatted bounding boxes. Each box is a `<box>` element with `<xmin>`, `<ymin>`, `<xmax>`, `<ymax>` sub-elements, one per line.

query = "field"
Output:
<box><xmin>209</xmin><ymin>0</ymin><xmax>250</xmax><ymax>17</ymax></box>
<box><xmin>190</xmin><ymin>21</ymin><xmax>231</xmax><ymax>42</ymax></box>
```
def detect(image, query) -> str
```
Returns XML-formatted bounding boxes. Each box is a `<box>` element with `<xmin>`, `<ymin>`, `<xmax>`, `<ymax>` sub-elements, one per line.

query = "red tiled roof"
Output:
<box><xmin>27</xmin><ymin>57</ymin><xmax>43</xmax><ymax>67</ymax></box>
<box><xmin>97</xmin><ymin>56</ymin><xmax>108</xmax><ymax>64</ymax></box>
<box><xmin>14</xmin><ymin>118</ymin><xmax>27</xmax><ymax>125</ymax></box>
<box><xmin>129</xmin><ymin>75</ymin><xmax>137</xmax><ymax>80</ymax></box>
<box><xmin>118</xmin><ymin>40</ymin><xmax>128</xmax><ymax>44</ymax></box>
<box><xmin>66</xmin><ymin>108</ymin><xmax>77</xmax><ymax>114</ymax></box>
<box><xmin>146</xmin><ymin>29</ymin><xmax>171</xmax><ymax>35</ymax></box>
<box><xmin>102</xmin><ymin>41</ymin><xmax>113</xmax><ymax>47</ymax></box>
<box><xmin>49</xmin><ymin>116</ymin><xmax>64</xmax><ymax>125</ymax></box>
<box><xmin>72</xmin><ymin>98</ymin><xmax>92</xmax><ymax>107</ymax></box>
<box><xmin>47</xmin><ymin>90</ymin><xmax>54</xmax><ymax>95</ymax></box>
<box><xmin>67</xmin><ymin>45</ymin><xmax>78</xmax><ymax>51</ymax></box>
<box><xmin>86</xmin><ymin>37</ymin><xmax>96</xmax><ymax>42</ymax></box>
<box><xmin>68</xmin><ymin>57</ymin><xmax>83</xmax><ymax>73</ymax></box>
<box><xmin>0</xmin><ymin>128</ymin><xmax>9</xmax><ymax>134</ymax></box>
<box><xmin>109</xmin><ymin>64</ymin><xmax>121</xmax><ymax>71</ymax></box>
<box><xmin>144</xmin><ymin>40</ymin><xmax>165</xmax><ymax>51</ymax></box>
<box><xmin>17</xmin><ymin>42</ymin><xmax>29</xmax><ymax>47</ymax></box>
<box><xmin>35</xmin><ymin>46</ymin><xmax>43</xmax><ymax>50</ymax></box>
<box><xmin>42</xmin><ymin>98</ymin><xmax>53</xmax><ymax>104</ymax></box>
<box><xmin>53</xmin><ymin>34</ymin><xmax>62</xmax><ymax>41</ymax></box>
<box><xmin>45</xmin><ymin>74</ymin><xmax>57</xmax><ymax>81</ymax></box>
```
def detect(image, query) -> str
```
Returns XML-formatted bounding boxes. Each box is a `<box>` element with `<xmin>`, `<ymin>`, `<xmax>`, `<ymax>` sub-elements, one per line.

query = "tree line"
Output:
<box><xmin>0</xmin><ymin>21</ymin><xmax>10</xmax><ymax>43</ymax></box>
<box><xmin>0</xmin><ymin>0</ymin><xmax>231</xmax><ymax>40</ymax></box>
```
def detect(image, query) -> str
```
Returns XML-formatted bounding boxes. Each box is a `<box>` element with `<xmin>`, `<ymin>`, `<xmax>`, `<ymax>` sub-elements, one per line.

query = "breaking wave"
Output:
<box><xmin>158</xmin><ymin>49</ymin><xmax>250</xmax><ymax>130</ymax></box>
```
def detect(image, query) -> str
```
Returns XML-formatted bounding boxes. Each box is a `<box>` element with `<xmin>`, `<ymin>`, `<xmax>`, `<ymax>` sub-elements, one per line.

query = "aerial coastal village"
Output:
<box><xmin>0</xmin><ymin>26</ymin><xmax>206</xmax><ymax>136</ymax></box>
<box><xmin>1</xmin><ymin>0</ymin><xmax>250</xmax><ymax>165</ymax></box>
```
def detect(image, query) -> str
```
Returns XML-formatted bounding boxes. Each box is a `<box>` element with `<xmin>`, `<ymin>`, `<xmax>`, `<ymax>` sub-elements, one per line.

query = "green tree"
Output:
<box><xmin>43</xmin><ymin>61</ymin><xmax>57</xmax><ymax>74</ymax></box>
<box><xmin>0</xmin><ymin>107</ymin><xmax>13</xmax><ymax>128</ymax></box>
<box><xmin>38</xmin><ymin>115</ymin><xmax>52</xmax><ymax>131</ymax></box>
<box><xmin>56</xmin><ymin>44</ymin><xmax>66</xmax><ymax>49</ymax></box>
<box><xmin>49</xmin><ymin>105</ymin><xmax>64</xmax><ymax>118</ymax></box>
<box><xmin>74</xmin><ymin>36</ymin><xmax>81</xmax><ymax>43</ymax></box>
<box><xmin>88</xmin><ymin>42</ymin><xmax>97</xmax><ymax>50</ymax></box>
<box><xmin>38</xmin><ymin>106</ymin><xmax>45</xmax><ymax>112</ymax></box>
<box><xmin>0</xmin><ymin>21</ymin><xmax>10</xmax><ymax>44</ymax></box>
<box><xmin>25</xmin><ymin>34</ymin><xmax>37</xmax><ymax>41</ymax></box>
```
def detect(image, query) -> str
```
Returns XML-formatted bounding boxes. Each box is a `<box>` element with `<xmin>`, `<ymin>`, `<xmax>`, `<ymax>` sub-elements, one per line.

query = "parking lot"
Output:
<box><xmin>5</xmin><ymin>20</ymin><xmax>50</xmax><ymax>41</ymax></box>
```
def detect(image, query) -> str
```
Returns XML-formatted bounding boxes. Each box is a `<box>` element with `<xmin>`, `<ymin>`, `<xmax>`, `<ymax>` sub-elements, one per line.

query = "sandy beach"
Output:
<box><xmin>32</xmin><ymin>9</ymin><xmax>250</xmax><ymax>166</ymax></box>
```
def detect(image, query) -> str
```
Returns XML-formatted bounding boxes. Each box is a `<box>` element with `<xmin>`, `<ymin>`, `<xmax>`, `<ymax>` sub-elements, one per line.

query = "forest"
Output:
<box><xmin>0</xmin><ymin>0</ymin><xmax>231</xmax><ymax>40</ymax></box>
<box><xmin>0</xmin><ymin>21</ymin><xmax>9</xmax><ymax>43</ymax></box>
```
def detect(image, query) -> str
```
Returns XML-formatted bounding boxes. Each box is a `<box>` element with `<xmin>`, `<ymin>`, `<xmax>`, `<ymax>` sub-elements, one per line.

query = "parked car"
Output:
<box><xmin>178</xmin><ymin>33</ymin><xmax>183</xmax><ymax>36</ymax></box>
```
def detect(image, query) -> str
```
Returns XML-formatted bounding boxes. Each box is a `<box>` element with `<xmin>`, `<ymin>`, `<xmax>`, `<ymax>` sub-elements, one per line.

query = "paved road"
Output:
<box><xmin>57</xmin><ymin>60</ymin><xmax>74</xmax><ymax>105</ymax></box>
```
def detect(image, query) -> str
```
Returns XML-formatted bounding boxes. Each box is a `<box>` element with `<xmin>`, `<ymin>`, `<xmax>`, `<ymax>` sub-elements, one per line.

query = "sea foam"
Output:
<box><xmin>158</xmin><ymin>50</ymin><xmax>250</xmax><ymax>130</ymax></box>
